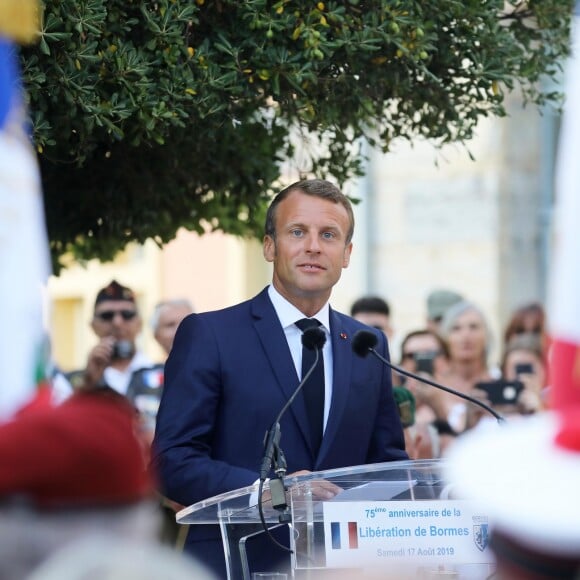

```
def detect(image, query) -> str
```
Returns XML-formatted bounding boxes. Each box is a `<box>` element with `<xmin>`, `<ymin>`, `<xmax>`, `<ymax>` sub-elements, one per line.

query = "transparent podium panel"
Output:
<box><xmin>177</xmin><ymin>459</ymin><xmax>495</xmax><ymax>580</ymax></box>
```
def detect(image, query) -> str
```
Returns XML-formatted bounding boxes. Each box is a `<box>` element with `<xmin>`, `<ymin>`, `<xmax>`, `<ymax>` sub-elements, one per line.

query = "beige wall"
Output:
<box><xmin>340</xmin><ymin>96</ymin><xmax>549</xmax><ymax>365</ymax></box>
<box><xmin>157</xmin><ymin>228</ymin><xmax>269</xmax><ymax>312</ymax></box>
<box><xmin>48</xmin><ymin>229</ymin><xmax>270</xmax><ymax>371</ymax></box>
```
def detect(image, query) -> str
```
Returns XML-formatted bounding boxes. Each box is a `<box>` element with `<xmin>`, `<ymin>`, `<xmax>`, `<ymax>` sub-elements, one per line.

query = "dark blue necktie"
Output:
<box><xmin>295</xmin><ymin>318</ymin><xmax>325</xmax><ymax>453</ymax></box>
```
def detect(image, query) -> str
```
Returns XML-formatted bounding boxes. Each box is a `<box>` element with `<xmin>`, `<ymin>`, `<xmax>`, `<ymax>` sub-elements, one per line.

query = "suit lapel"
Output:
<box><xmin>318</xmin><ymin>309</ymin><xmax>352</xmax><ymax>461</ymax></box>
<box><xmin>251</xmin><ymin>290</ymin><xmax>312</xmax><ymax>449</ymax></box>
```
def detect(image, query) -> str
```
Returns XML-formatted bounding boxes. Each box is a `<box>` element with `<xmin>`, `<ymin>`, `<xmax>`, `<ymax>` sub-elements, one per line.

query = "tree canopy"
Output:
<box><xmin>21</xmin><ymin>0</ymin><xmax>573</xmax><ymax>272</ymax></box>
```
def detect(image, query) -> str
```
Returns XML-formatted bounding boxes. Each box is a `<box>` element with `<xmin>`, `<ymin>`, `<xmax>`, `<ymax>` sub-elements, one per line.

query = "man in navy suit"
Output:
<box><xmin>152</xmin><ymin>179</ymin><xmax>407</xmax><ymax>577</ymax></box>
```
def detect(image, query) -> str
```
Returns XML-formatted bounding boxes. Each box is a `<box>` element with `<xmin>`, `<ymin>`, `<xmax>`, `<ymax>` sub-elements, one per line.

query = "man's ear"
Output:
<box><xmin>263</xmin><ymin>235</ymin><xmax>275</xmax><ymax>263</ymax></box>
<box><xmin>342</xmin><ymin>242</ymin><xmax>353</xmax><ymax>268</ymax></box>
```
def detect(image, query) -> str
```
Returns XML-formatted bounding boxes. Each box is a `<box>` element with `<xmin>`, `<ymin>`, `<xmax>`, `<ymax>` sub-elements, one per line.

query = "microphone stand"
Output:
<box><xmin>258</xmin><ymin>343</ymin><xmax>324</xmax><ymax>552</ymax></box>
<box><xmin>260</xmin><ymin>421</ymin><xmax>291</xmax><ymax>519</ymax></box>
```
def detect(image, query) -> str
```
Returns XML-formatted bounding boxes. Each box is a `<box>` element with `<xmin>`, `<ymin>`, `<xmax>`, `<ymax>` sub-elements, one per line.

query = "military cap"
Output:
<box><xmin>94</xmin><ymin>280</ymin><xmax>136</xmax><ymax>307</ymax></box>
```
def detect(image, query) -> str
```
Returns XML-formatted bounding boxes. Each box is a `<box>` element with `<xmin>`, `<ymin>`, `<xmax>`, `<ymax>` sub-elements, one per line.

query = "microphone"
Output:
<box><xmin>257</xmin><ymin>326</ymin><xmax>326</xmax><ymax>550</ymax></box>
<box><xmin>351</xmin><ymin>330</ymin><xmax>504</xmax><ymax>423</ymax></box>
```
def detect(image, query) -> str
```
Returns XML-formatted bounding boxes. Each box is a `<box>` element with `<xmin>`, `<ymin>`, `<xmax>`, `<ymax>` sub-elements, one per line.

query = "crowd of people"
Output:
<box><xmin>352</xmin><ymin>289</ymin><xmax>550</xmax><ymax>452</ymax></box>
<box><xmin>0</xmin><ymin>178</ymin><xmax>566</xmax><ymax>578</ymax></box>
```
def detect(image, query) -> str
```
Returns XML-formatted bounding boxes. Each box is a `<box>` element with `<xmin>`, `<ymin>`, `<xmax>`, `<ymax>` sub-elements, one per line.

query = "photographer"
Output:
<box><xmin>65</xmin><ymin>280</ymin><xmax>153</xmax><ymax>398</ymax></box>
<box><xmin>466</xmin><ymin>332</ymin><xmax>547</xmax><ymax>430</ymax></box>
<box><xmin>498</xmin><ymin>332</ymin><xmax>547</xmax><ymax>416</ymax></box>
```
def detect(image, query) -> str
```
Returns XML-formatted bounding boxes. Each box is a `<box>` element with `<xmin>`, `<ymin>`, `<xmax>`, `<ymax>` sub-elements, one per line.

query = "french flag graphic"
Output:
<box><xmin>331</xmin><ymin>522</ymin><xmax>358</xmax><ymax>549</ymax></box>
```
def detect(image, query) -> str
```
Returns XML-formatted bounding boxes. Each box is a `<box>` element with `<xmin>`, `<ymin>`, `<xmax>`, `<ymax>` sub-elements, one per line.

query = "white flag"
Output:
<box><xmin>547</xmin><ymin>3</ymin><xmax>580</xmax><ymax>410</ymax></box>
<box><xmin>0</xmin><ymin>39</ymin><xmax>50</xmax><ymax>421</ymax></box>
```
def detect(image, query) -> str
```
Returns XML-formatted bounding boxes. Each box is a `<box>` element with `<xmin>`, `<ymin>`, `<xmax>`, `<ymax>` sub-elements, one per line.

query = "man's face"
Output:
<box><xmin>154</xmin><ymin>304</ymin><xmax>192</xmax><ymax>355</ymax></box>
<box><xmin>352</xmin><ymin>311</ymin><xmax>393</xmax><ymax>340</ymax></box>
<box><xmin>91</xmin><ymin>299</ymin><xmax>142</xmax><ymax>343</ymax></box>
<box><xmin>263</xmin><ymin>190</ymin><xmax>352</xmax><ymax>310</ymax></box>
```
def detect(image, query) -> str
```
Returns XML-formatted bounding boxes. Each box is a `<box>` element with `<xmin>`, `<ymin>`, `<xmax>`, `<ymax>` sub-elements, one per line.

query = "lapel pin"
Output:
<box><xmin>340</xmin><ymin>332</ymin><xmax>347</xmax><ymax>340</ymax></box>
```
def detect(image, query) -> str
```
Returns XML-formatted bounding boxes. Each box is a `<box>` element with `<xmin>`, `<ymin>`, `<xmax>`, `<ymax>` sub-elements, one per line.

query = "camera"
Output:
<box><xmin>475</xmin><ymin>379</ymin><xmax>524</xmax><ymax>405</ymax></box>
<box><xmin>413</xmin><ymin>352</ymin><xmax>435</xmax><ymax>375</ymax></box>
<box><xmin>112</xmin><ymin>340</ymin><xmax>134</xmax><ymax>360</ymax></box>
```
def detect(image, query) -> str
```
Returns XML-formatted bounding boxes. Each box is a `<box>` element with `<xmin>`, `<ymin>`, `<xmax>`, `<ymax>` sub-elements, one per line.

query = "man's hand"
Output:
<box><xmin>288</xmin><ymin>469</ymin><xmax>343</xmax><ymax>500</ymax></box>
<box><xmin>260</xmin><ymin>469</ymin><xmax>342</xmax><ymax>506</ymax></box>
<box><xmin>83</xmin><ymin>336</ymin><xmax>116</xmax><ymax>389</ymax></box>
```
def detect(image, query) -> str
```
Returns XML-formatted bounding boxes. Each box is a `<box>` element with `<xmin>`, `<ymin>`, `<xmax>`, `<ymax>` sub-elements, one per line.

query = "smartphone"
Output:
<box><xmin>414</xmin><ymin>352</ymin><xmax>435</xmax><ymax>375</ymax></box>
<box><xmin>475</xmin><ymin>380</ymin><xmax>524</xmax><ymax>405</ymax></box>
<box><xmin>515</xmin><ymin>362</ymin><xmax>534</xmax><ymax>375</ymax></box>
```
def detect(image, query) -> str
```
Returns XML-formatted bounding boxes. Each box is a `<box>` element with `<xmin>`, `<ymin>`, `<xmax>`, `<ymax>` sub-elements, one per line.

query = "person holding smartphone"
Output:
<box><xmin>501</xmin><ymin>332</ymin><xmax>548</xmax><ymax>413</ymax></box>
<box><xmin>398</xmin><ymin>329</ymin><xmax>452</xmax><ymax>425</ymax></box>
<box><xmin>466</xmin><ymin>332</ymin><xmax>548</xmax><ymax>429</ymax></box>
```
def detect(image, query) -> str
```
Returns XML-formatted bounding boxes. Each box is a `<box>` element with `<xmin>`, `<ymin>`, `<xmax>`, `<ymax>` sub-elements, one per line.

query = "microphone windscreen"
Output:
<box><xmin>302</xmin><ymin>327</ymin><xmax>326</xmax><ymax>351</ymax></box>
<box><xmin>351</xmin><ymin>330</ymin><xmax>378</xmax><ymax>357</ymax></box>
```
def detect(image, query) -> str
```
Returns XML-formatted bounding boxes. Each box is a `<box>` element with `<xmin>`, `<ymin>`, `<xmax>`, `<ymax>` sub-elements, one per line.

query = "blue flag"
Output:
<box><xmin>0</xmin><ymin>39</ymin><xmax>18</xmax><ymax>130</ymax></box>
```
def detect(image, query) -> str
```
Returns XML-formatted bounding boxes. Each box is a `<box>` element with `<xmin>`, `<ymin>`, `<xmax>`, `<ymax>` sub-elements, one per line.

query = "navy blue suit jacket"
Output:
<box><xmin>152</xmin><ymin>288</ymin><xmax>407</xmax><ymax>575</ymax></box>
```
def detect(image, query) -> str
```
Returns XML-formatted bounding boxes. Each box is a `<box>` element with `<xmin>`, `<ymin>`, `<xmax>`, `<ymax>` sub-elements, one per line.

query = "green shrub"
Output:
<box><xmin>21</xmin><ymin>0</ymin><xmax>573</xmax><ymax>272</ymax></box>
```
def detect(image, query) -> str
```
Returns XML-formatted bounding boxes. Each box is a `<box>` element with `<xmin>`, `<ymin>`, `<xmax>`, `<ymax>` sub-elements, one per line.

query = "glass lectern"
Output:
<box><xmin>177</xmin><ymin>459</ymin><xmax>495</xmax><ymax>580</ymax></box>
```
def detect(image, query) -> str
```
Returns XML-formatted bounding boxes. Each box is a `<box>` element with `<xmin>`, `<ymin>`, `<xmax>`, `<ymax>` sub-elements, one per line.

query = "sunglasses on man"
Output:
<box><xmin>95</xmin><ymin>309</ymin><xmax>137</xmax><ymax>322</ymax></box>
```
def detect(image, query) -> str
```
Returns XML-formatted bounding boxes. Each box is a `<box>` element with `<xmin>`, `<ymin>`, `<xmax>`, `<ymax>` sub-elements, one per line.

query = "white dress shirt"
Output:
<box><xmin>103</xmin><ymin>350</ymin><xmax>153</xmax><ymax>396</ymax></box>
<box><xmin>267</xmin><ymin>285</ymin><xmax>333</xmax><ymax>432</ymax></box>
